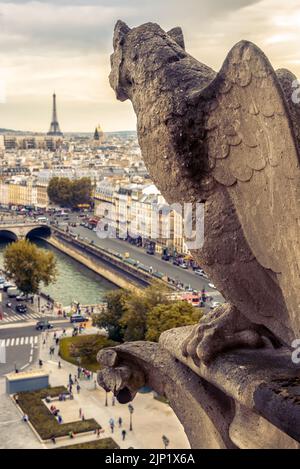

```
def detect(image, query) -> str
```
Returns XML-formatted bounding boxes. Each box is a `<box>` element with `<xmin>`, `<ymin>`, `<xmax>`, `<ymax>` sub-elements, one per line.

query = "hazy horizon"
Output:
<box><xmin>0</xmin><ymin>0</ymin><xmax>299</xmax><ymax>133</ymax></box>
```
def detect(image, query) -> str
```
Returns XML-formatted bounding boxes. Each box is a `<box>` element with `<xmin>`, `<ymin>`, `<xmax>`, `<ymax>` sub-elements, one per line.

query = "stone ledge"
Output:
<box><xmin>97</xmin><ymin>326</ymin><xmax>300</xmax><ymax>448</ymax></box>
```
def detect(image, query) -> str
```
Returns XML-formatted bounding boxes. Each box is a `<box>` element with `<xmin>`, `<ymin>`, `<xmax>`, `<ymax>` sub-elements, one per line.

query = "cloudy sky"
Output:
<box><xmin>0</xmin><ymin>0</ymin><xmax>299</xmax><ymax>132</ymax></box>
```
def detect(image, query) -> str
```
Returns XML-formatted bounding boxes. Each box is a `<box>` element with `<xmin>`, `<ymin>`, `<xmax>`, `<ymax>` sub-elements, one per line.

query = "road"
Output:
<box><xmin>0</xmin><ymin>325</ymin><xmax>40</xmax><ymax>375</ymax></box>
<box><xmin>0</xmin><ymin>289</ymin><xmax>57</xmax><ymax>326</ymax></box>
<box><xmin>0</xmin><ymin>320</ymin><xmax>71</xmax><ymax>376</ymax></box>
<box><xmin>55</xmin><ymin>214</ymin><xmax>223</xmax><ymax>301</ymax></box>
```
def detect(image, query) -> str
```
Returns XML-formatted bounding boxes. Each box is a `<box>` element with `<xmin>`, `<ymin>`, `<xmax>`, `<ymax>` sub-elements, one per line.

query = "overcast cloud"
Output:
<box><xmin>0</xmin><ymin>0</ymin><xmax>299</xmax><ymax>132</ymax></box>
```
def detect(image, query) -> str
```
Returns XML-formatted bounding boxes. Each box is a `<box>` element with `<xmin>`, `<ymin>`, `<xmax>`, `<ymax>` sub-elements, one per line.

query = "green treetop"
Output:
<box><xmin>4</xmin><ymin>239</ymin><xmax>57</xmax><ymax>295</ymax></box>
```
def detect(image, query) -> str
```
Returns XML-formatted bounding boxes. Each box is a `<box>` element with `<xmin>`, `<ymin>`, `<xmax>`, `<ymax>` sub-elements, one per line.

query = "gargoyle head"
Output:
<box><xmin>109</xmin><ymin>20</ymin><xmax>186</xmax><ymax>102</ymax></box>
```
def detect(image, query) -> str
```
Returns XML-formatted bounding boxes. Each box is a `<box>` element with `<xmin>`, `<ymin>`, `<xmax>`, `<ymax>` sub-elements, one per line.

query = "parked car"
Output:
<box><xmin>16</xmin><ymin>304</ymin><xmax>27</xmax><ymax>314</ymax></box>
<box><xmin>210</xmin><ymin>301</ymin><xmax>221</xmax><ymax>310</ymax></box>
<box><xmin>70</xmin><ymin>315</ymin><xmax>87</xmax><ymax>324</ymax></box>
<box><xmin>180</xmin><ymin>262</ymin><xmax>188</xmax><ymax>269</ymax></box>
<box><xmin>195</xmin><ymin>269</ymin><xmax>205</xmax><ymax>276</ymax></box>
<box><xmin>16</xmin><ymin>294</ymin><xmax>27</xmax><ymax>301</ymax></box>
<box><xmin>36</xmin><ymin>320</ymin><xmax>54</xmax><ymax>331</ymax></box>
<box><xmin>161</xmin><ymin>254</ymin><xmax>170</xmax><ymax>261</ymax></box>
<box><xmin>3</xmin><ymin>282</ymin><xmax>15</xmax><ymax>292</ymax></box>
<box><xmin>208</xmin><ymin>283</ymin><xmax>217</xmax><ymax>289</ymax></box>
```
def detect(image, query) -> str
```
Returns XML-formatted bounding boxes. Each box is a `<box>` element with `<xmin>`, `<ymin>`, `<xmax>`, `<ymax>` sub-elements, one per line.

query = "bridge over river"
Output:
<box><xmin>0</xmin><ymin>220</ymin><xmax>51</xmax><ymax>241</ymax></box>
<box><xmin>0</xmin><ymin>219</ymin><xmax>154</xmax><ymax>291</ymax></box>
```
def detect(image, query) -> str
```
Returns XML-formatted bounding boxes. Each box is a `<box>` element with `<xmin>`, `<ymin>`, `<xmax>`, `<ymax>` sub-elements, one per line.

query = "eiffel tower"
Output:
<box><xmin>47</xmin><ymin>93</ymin><xmax>63</xmax><ymax>136</ymax></box>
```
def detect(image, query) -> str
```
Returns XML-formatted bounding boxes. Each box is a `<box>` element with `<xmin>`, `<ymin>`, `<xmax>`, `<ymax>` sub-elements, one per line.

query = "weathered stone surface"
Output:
<box><xmin>97</xmin><ymin>341</ymin><xmax>236</xmax><ymax>448</ymax></box>
<box><xmin>109</xmin><ymin>21</ymin><xmax>300</xmax><ymax>363</ymax></box>
<box><xmin>97</xmin><ymin>332</ymin><xmax>300</xmax><ymax>448</ymax></box>
<box><xmin>103</xmin><ymin>20</ymin><xmax>300</xmax><ymax>449</ymax></box>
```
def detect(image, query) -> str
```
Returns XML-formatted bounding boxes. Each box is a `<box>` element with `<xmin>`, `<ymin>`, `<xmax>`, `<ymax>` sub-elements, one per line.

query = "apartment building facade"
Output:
<box><xmin>94</xmin><ymin>181</ymin><xmax>188</xmax><ymax>254</ymax></box>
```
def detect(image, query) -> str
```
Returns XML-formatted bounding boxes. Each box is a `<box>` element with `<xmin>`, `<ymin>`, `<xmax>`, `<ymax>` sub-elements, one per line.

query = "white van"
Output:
<box><xmin>7</xmin><ymin>287</ymin><xmax>21</xmax><ymax>298</ymax></box>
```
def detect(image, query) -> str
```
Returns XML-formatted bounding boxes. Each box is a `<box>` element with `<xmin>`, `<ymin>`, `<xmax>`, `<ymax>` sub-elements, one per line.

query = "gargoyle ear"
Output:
<box><xmin>113</xmin><ymin>20</ymin><xmax>131</xmax><ymax>49</ymax></box>
<box><xmin>167</xmin><ymin>27</ymin><xmax>185</xmax><ymax>50</ymax></box>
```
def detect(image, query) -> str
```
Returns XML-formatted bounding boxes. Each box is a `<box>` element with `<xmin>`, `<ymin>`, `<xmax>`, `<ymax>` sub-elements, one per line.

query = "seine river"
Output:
<box><xmin>0</xmin><ymin>239</ymin><xmax>117</xmax><ymax>306</ymax></box>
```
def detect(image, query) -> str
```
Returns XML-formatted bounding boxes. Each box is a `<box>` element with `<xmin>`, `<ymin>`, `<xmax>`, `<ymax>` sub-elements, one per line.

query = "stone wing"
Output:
<box><xmin>201</xmin><ymin>41</ymin><xmax>300</xmax><ymax>275</ymax></box>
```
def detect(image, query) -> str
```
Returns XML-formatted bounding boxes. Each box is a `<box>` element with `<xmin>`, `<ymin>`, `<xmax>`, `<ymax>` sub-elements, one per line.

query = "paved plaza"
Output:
<box><xmin>0</xmin><ymin>378</ymin><xmax>42</xmax><ymax>449</ymax></box>
<box><xmin>1</xmin><ymin>328</ymin><xmax>190</xmax><ymax>449</ymax></box>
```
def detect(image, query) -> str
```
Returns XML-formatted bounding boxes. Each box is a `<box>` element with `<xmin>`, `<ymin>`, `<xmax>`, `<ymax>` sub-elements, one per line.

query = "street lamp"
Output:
<box><xmin>162</xmin><ymin>435</ymin><xmax>170</xmax><ymax>450</ymax></box>
<box><xmin>128</xmin><ymin>403</ymin><xmax>134</xmax><ymax>431</ymax></box>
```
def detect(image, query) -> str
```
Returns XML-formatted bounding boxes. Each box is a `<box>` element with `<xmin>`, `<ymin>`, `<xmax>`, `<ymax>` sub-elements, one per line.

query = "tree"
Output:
<box><xmin>94</xmin><ymin>285</ymin><xmax>200</xmax><ymax>344</ymax></box>
<box><xmin>146</xmin><ymin>301</ymin><xmax>203</xmax><ymax>342</ymax></box>
<box><xmin>120</xmin><ymin>292</ymin><xmax>149</xmax><ymax>342</ymax></box>
<box><xmin>94</xmin><ymin>284</ymin><xmax>169</xmax><ymax>342</ymax></box>
<box><xmin>71</xmin><ymin>178</ymin><xmax>93</xmax><ymax>208</ymax></box>
<box><xmin>47</xmin><ymin>177</ymin><xmax>92</xmax><ymax>208</ymax></box>
<box><xmin>4</xmin><ymin>239</ymin><xmax>57</xmax><ymax>295</ymax></box>
<box><xmin>94</xmin><ymin>290</ymin><xmax>130</xmax><ymax>341</ymax></box>
<box><xmin>47</xmin><ymin>177</ymin><xmax>72</xmax><ymax>207</ymax></box>
<box><xmin>120</xmin><ymin>284</ymin><xmax>170</xmax><ymax>342</ymax></box>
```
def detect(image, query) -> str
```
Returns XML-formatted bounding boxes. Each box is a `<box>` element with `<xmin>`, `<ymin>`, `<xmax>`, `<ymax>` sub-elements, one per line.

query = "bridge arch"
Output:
<box><xmin>26</xmin><ymin>225</ymin><xmax>52</xmax><ymax>240</ymax></box>
<box><xmin>0</xmin><ymin>230</ymin><xmax>18</xmax><ymax>242</ymax></box>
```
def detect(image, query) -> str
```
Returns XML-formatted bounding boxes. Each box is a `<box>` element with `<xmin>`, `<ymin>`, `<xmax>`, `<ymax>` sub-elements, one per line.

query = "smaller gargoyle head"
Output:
<box><xmin>109</xmin><ymin>20</ymin><xmax>186</xmax><ymax>102</ymax></box>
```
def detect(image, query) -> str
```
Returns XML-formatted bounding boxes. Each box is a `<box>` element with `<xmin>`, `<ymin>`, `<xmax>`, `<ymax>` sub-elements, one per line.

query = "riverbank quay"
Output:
<box><xmin>48</xmin><ymin>228</ymin><xmax>173</xmax><ymax>292</ymax></box>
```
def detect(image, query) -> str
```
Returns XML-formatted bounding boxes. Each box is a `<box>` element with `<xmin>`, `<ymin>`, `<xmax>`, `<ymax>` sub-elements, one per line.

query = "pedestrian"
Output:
<box><xmin>79</xmin><ymin>408</ymin><xmax>82</xmax><ymax>419</ymax></box>
<box><xmin>81</xmin><ymin>413</ymin><xmax>85</xmax><ymax>421</ymax></box>
<box><xmin>122</xmin><ymin>429</ymin><xmax>126</xmax><ymax>441</ymax></box>
<box><xmin>54</xmin><ymin>332</ymin><xmax>57</xmax><ymax>340</ymax></box>
<box><xmin>58</xmin><ymin>361</ymin><xmax>61</xmax><ymax>369</ymax></box>
<box><xmin>74</xmin><ymin>375</ymin><xmax>78</xmax><ymax>384</ymax></box>
<box><xmin>109</xmin><ymin>417</ymin><xmax>114</xmax><ymax>433</ymax></box>
<box><xmin>76</xmin><ymin>383</ymin><xmax>81</xmax><ymax>394</ymax></box>
<box><xmin>55</xmin><ymin>338</ymin><xmax>59</xmax><ymax>346</ymax></box>
<box><xmin>69</xmin><ymin>373</ymin><xmax>72</xmax><ymax>384</ymax></box>
<box><xmin>118</xmin><ymin>417</ymin><xmax>122</xmax><ymax>428</ymax></box>
<box><xmin>39</xmin><ymin>359</ymin><xmax>43</xmax><ymax>368</ymax></box>
<box><xmin>77</xmin><ymin>366</ymin><xmax>81</xmax><ymax>378</ymax></box>
<box><xmin>51</xmin><ymin>436</ymin><xmax>56</xmax><ymax>445</ymax></box>
<box><xmin>43</xmin><ymin>339</ymin><xmax>46</xmax><ymax>346</ymax></box>
<box><xmin>112</xmin><ymin>396</ymin><xmax>115</xmax><ymax>406</ymax></box>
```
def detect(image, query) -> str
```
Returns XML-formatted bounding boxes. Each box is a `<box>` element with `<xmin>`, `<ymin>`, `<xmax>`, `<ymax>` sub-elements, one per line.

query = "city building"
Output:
<box><xmin>94</xmin><ymin>181</ymin><xmax>188</xmax><ymax>255</ymax></box>
<box><xmin>0</xmin><ymin>179</ymin><xmax>49</xmax><ymax>209</ymax></box>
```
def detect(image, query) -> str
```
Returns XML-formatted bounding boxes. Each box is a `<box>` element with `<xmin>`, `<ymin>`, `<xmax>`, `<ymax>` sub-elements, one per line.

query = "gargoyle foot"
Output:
<box><xmin>181</xmin><ymin>303</ymin><xmax>268</xmax><ymax>366</ymax></box>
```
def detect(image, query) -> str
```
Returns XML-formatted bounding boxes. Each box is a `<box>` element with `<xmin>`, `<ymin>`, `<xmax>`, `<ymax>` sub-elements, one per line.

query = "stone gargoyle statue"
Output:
<box><xmin>109</xmin><ymin>20</ymin><xmax>300</xmax><ymax>365</ymax></box>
